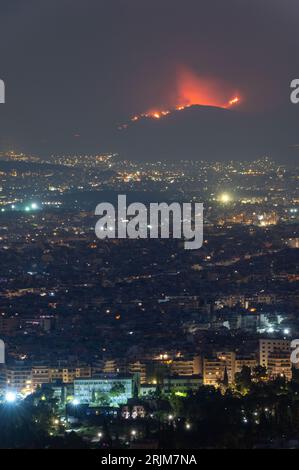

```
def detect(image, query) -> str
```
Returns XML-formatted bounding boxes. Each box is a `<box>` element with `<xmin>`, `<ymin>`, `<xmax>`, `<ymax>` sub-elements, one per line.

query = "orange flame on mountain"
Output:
<box><xmin>118</xmin><ymin>67</ymin><xmax>241</xmax><ymax>129</ymax></box>
<box><xmin>227</xmin><ymin>96</ymin><xmax>240</xmax><ymax>107</ymax></box>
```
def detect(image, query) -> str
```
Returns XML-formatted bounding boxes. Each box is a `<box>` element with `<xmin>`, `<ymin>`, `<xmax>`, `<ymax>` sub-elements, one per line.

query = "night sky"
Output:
<box><xmin>0</xmin><ymin>0</ymin><xmax>299</xmax><ymax>159</ymax></box>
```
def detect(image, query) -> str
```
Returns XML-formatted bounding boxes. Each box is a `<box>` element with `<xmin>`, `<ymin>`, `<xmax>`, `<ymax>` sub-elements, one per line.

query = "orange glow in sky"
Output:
<box><xmin>176</xmin><ymin>67</ymin><xmax>240</xmax><ymax>109</ymax></box>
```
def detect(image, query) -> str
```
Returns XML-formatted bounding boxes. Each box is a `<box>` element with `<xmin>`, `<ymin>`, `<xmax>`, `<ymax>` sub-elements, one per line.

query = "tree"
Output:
<box><xmin>235</xmin><ymin>366</ymin><xmax>252</xmax><ymax>394</ymax></box>
<box><xmin>252</xmin><ymin>365</ymin><xmax>267</xmax><ymax>382</ymax></box>
<box><xmin>93</xmin><ymin>391</ymin><xmax>111</xmax><ymax>407</ymax></box>
<box><xmin>223</xmin><ymin>367</ymin><xmax>229</xmax><ymax>388</ymax></box>
<box><xmin>110</xmin><ymin>382</ymin><xmax>125</xmax><ymax>397</ymax></box>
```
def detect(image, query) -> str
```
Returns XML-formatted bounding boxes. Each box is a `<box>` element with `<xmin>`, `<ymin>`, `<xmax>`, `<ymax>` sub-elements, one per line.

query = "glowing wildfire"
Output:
<box><xmin>118</xmin><ymin>68</ymin><xmax>241</xmax><ymax>130</ymax></box>
<box><xmin>228</xmin><ymin>97</ymin><xmax>240</xmax><ymax>106</ymax></box>
<box><xmin>119</xmin><ymin>96</ymin><xmax>240</xmax><ymax>129</ymax></box>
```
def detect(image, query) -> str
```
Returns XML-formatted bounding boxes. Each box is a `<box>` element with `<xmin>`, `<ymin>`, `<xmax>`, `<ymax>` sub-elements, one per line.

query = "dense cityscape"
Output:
<box><xmin>1</xmin><ymin>0</ymin><xmax>299</xmax><ymax>455</ymax></box>
<box><xmin>0</xmin><ymin>151</ymin><xmax>298</xmax><ymax>449</ymax></box>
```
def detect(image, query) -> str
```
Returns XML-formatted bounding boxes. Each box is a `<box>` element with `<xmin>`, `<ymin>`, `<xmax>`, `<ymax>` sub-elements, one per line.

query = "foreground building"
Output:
<box><xmin>74</xmin><ymin>375</ymin><xmax>134</xmax><ymax>407</ymax></box>
<box><xmin>259</xmin><ymin>339</ymin><xmax>291</xmax><ymax>369</ymax></box>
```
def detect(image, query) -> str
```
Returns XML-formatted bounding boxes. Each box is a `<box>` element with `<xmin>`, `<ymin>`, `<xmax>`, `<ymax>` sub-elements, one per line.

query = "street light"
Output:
<box><xmin>219</xmin><ymin>193</ymin><xmax>232</xmax><ymax>204</ymax></box>
<box><xmin>5</xmin><ymin>391</ymin><xmax>17</xmax><ymax>403</ymax></box>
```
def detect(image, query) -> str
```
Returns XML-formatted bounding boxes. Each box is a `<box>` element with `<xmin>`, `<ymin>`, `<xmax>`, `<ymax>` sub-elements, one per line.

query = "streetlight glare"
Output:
<box><xmin>219</xmin><ymin>193</ymin><xmax>232</xmax><ymax>204</ymax></box>
<box><xmin>5</xmin><ymin>391</ymin><xmax>17</xmax><ymax>403</ymax></box>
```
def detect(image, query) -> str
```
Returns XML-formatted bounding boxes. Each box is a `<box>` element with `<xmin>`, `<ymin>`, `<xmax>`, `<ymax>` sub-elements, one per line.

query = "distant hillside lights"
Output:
<box><xmin>0</xmin><ymin>79</ymin><xmax>5</xmax><ymax>103</ymax></box>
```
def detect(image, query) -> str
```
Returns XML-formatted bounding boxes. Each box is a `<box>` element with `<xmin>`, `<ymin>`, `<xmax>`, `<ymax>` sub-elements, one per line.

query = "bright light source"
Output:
<box><xmin>267</xmin><ymin>327</ymin><xmax>274</xmax><ymax>333</ymax></box>
<box><xmin>5</xmin><ymin>391</ymin><xmax>17</xmax><ymax>403</ymax></box>
<box><xmin>131</xmin><ymin>430</ymin><xmax>137</xmax><ymax>436</ymax></box>
<box><xmin>219</xmin><ymin>193</ymin><xmax>232</xmax><ymax>204</ymax></box>
<box><xmin>72</xmin><ymin>398</ymin><xmax>80</xmax><ymax>406</ymax></box>
<box><xmin>185</xmin><ymin>423</ymin><xmax>191</xmax><ymax>430</ymax></box>
<box><xmin>97</xmin><ymin>432</ymin><xmax>103</xmax><ymax>438</ymax></box>
<box><xmin>168</xmin><ymin>414</ymin><xmax>174</xmax><ymax>420</ymax></box>
<box><xmin>31</xmin><ymin>203</ymin><xmax>38</xmax><ymax>210</ymax></box>
<box><xmin>284</xmin><ymin>329</ymin><xmax>290</xmax><ymax>335</ymax></box>
<box><xmin>25</xmin><ymin>206</ymin><xmax>30</xmax><ymax>212</ymax></box>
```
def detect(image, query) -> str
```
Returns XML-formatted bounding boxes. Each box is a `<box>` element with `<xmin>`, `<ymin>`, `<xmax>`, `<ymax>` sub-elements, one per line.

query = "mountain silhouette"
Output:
<box><xmin>111</xmin><ymin>105</ymin><xmax>299</xmax><ymax>163</ymax></box>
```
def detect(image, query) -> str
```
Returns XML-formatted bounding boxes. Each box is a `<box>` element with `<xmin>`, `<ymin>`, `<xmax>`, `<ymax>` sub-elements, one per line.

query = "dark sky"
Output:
<box><xmin>0</xmin><ymin>0</ymin><xmax>299</xmax><ymax>158</ymax></box>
